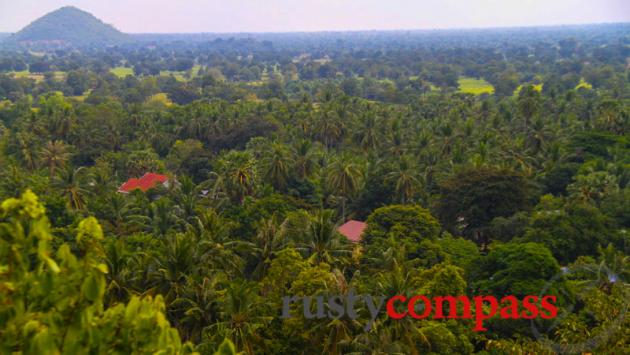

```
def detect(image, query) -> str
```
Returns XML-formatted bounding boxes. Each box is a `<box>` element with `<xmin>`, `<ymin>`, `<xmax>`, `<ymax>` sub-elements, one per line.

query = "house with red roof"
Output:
<box><xmin>338</xmin><ymin>220</ymin><xmax>367</xmax><ymax>243</ymax></box>
<box><xmin>118</xmin><ymin>173</ymin><xmax>170</xmax><ymax>194</ymax></box>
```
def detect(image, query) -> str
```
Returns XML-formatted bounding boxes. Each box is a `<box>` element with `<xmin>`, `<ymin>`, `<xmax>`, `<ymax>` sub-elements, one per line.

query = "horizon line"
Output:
<box><xmin>1</xmin><ymin>19</ymin><xmax>629</xmax><ymax>36</ymax></box>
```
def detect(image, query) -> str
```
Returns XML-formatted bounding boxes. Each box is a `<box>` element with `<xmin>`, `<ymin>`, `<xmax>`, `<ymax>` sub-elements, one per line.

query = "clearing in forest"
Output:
<box><xmin>458</xmin><ymin>76</ymin><xmax>494</xmax><ymax>95</ymax></box>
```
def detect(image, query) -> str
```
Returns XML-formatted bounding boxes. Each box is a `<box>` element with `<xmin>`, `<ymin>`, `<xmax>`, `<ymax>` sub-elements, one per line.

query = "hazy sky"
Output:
<box><xmin>1</xmin><ymin>0</ymin><xmax>629</xmax><ymax>33</ymax></box>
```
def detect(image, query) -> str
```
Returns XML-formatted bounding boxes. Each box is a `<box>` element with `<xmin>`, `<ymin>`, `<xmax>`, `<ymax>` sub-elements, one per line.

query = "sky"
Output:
<box><xmin>1</xmin><ymin>0</ymin><xmax>629</xmax><ymax>33</ymax></box>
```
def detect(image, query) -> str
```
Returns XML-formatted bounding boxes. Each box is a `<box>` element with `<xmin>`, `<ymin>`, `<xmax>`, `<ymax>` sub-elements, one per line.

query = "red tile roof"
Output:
<box><xmin>338</xmin><ymin>220</ymin><xmax>367</xmax><ymax>243</ymax></box>
<box><xmin>118</xmin><ymin>173</ymin><xmax>169</xmax><ymax>193</ymax></box>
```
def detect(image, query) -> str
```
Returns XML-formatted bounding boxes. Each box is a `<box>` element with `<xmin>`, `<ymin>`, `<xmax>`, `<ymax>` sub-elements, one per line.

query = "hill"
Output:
<box><xmin>5</xmin><ymin>6</ymin><xmax>128</xmax><ymax>47</ymax></box>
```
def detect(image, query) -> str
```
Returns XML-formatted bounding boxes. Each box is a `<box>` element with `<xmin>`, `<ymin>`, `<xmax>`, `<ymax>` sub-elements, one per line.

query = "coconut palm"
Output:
<box><xmin>249</xmin><ymin>215</ymin><xmax>287</xmax><ymax>280</ymax></box>
<box><xmin>218</xmin><ymin>151</ymin><xmax>257</xmax><ymax>203</ymax></box>
<box><xmin>170</xmin><ymin>275</ymin><xmax>223</xmax><ymax>343</ymax></box>
<box><xmin>39</xmin><ymin>140</ymin><xmax>70</xmax><ymax>177</ymax></box>
<box><xmin>299</xmin><ymin>209</ymin><xmax>351</xmax><ymax>265</ymax></box>
<box><xmin>385</xmin><ymin>155</ymin><xmax>421</xmax><ymax>204</ymax></box>
<box><xmin>53</xmin><ymin>166</ymin><xmax>88</xmax><ymax>210</ymax></box>
<box><xmin>315</xmin><ymin>110</ymin><xmax>344</xmax><ymax>148</ymax></box>
<box><xmin>212</xmin><ymin>280</ymin><xmax>272</xmax><ymax>355</ymax></box>
<box><xmin>327</xmin><ymin>155</ymin><xmax>363</xmax><ymax>219</ymax></box>
<box><xmin>292</xmin><ymin>139</ymin><xmax>318</xmax><ymax>180</ymax></box>
<box><xmin>15</xmin><ymin>131</ymin><xmax>39</xmax><ymax>170</ymax></box>
<box><xmin>173</xmin><ymin>175</ymin><xmax>200</xmax><ymax>225</ymax></box>
<box><xmin>354</xmin><ymin>112</ymin><xmax>380</xmax><ymax>152</ymax></box>
<box><xmin>263</xmin><ymin>143</ymin><xmax>293</xmax><ymax>190</ymax></box>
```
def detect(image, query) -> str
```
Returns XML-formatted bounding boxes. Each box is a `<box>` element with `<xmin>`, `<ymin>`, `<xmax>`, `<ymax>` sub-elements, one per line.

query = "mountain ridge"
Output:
<box><xmin>4</xmin><ymin>6</ymin><xmax>129</xmax><ymax>47</ymax></box>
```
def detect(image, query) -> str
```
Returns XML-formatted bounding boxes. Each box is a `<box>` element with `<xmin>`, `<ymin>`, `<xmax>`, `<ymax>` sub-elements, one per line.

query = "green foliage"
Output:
<box><xmin>0</xmin><ymin>22</ymin><xmax>628</xmax><ymax>354</ymax></box>
<box><xmin>569</xmin><ymin>131</ymin><xmax>621</xmax><ymax>158</ymax></box>
<box><xmin>435</xmin><ymin>235</ymin><xmax>480</xmax><ymax>270</ymax></box>
<box><xmin>471</xmin><ymin>242</ymin><xmax>564</xmax><ymax>299</ymax></box>
<box><xmin>364</xmin><ymin>204</ymin><xmax>440</xmax><ymax>243</ymax></box>
<box><xmin>436</xmin><ymin>167</ymin><xmax>535</xmax><ymax>243</ymax></box>
<box><xmin>523</xmin><ymin>196</ymin><xmax>617</xmax><ymax>263</ymax></box>
<box><xmin>0</xmin><ymin>190</ymin><xmax>194</xmax><ymax>354</ymax></box>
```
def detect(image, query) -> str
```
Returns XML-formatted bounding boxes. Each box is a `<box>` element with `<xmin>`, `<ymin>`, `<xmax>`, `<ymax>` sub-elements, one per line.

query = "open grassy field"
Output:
<box><xmin>160</xmin><ymin>64</ymin><xmax>204</xmax><ymax>82</ymax></box>
<box><xmin>111</xmin><ymin>65</ymin><xmax>206</xmax><ymax>81</ymax></box>
<box><xmin>159</xmin><ymin>70</ymin><xmax>188</xmax><ymax>81</ymax></box>
<box><xmin>69</xmin><ymin>89</ymin><xmax>92</xmax><ymax>102</ymax></box>
<box><xmin>576</xmin><ymin>78</ymin><xmax>593</xmax><ymax>90</ymax></box>
<box><xmin>145</xmin><ymin>92</ymin><xmax>173</xmax><ymax>106</ymax></box>
<box><xmin>457</xmin><ymin>76</ymin><xmax>494</xmax><ymax>95</ymax></box>
<box><xmin>9</xmin><ymin>70</ymin><xmax>66</xmax><ymax>82</ymax></box>
<box><xmin>110</xmin><ymin>66</ymin><xmax>134</xmax><ymax>78</ymax></box>
<box><xmin>514</xmin><ymin>83</ymin><xmax>543</xmax><ymax>96</ymax></box>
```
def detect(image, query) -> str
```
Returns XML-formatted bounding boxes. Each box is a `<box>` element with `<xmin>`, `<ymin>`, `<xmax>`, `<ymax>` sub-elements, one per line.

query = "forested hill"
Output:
<box><xmin>3</xmin><ymin>6</ymin><xmax>128</xmax><ymax>48</ymax></box>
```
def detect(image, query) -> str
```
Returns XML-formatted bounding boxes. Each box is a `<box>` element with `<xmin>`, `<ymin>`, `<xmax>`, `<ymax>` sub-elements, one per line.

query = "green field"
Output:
<box><xmin>110</xmin><ymin>66</ymin><xmax>134</xmax><ymax>78</ymax></box>
<box><xmin>514</xmin><ymin>83</ymin><xmax>543</xmax><ymax>96</ymax></box>
<box><xmin>576</xmin><ymin>78</ymin><xmax>593</xmax><ymax>90</ymax></box>
<box><xmin>145</xmin><ymin>92</ymin><xmax>173</xmax><ymax>106</ymax></box>
<box><xmin>457</xmin><ymin>77</ymin><xmax>495</xmax><ymax>95</ymax></box>
<box><xmin>110</xmin><ymin>65</ymin><xmax>204</xmax><ymax>80</ymax></box>
<box><xmin>160</xmin><ymin>64</ymin><xmax>204</xmax><ymax>82</ymax></box>
<box><xmin>9</xmin><ymin>70</ymin><xmax>66</xmax><ymax>82</ymax></box>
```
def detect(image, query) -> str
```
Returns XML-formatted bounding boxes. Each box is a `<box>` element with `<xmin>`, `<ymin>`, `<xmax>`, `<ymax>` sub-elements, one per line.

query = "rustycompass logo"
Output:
<box><xmin>281</xmin><ymin>289</ymin><xmax>558</xmax><ymax>331</ymax></box>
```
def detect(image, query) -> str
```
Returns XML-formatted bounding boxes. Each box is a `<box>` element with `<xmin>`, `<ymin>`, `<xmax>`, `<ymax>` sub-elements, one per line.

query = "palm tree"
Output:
<box><xmin>100</xmin><ymin>193</ymin><xmax>135</xmax><ymax>234</ymax></box>
<box><xmin>249</xmin><ymin>215</ymin><xmax>287</xmax><ymax>280</ymax></box>
<box><xmin>150</xmin><ymin>198</ymin><xmax>180</xmax><ymax>236</ymax></box>
<box><xmin>263</xmin><ymin>143</ymin><xmax>293</xmax><ymax>190</ymax></box>
<box><xmin>292</xmin><ymin>139</ymin><xmax>317</xmax><ymax>180</ymax></box>
<box><xmin>212</xmin><ymin>280</ymin><xmax>271</xmax><ymax>355</ymax></box>
<box><xmin>219</xmin><ymin>151</ymin><xmax>257</xmax><ymax>204</ymax></box>
<box><xmin>327</xmin><ymin>156</ymin><xmax>363</xmax><ymax>220</ymax></box>
<box><xmin>104</xmin><ymin>238</ymin><xmax>138</xmax><ymax>304</ymax></box>
<box><xmin>568</xmin><ymin>244</ymin><xmax>629</xmax><ymax>306</ymax></box>
<box><xmin>15</xmin><ymin>131</ymin><xmax>38</xmax><ymax>170</ymax></box>
<box><xmin>354</xmin><ymin>112</ymin><xmax>380</xmax><ymax>152</ymax></box>
<box><xmin>170</xmin><ymin>275</ymin><xmax>222</xmax><ymax>343</ymax></box>
<box><xmin>373</xmin><ymin>261</ymin><xmax>430</xmax><ymax>354</ymax></box>
<box><xmin>518</xmin><ymin>85</ymin><xmax>541</xmax><ymax>130</ymax></box>
<box><xmin>53</xmin><ymin>166</ymin><xmax>88</xmax><ymax>210</ymax></box>
<box><xmin>173</xmin><ymin>175</ymin><xmax>199</xmax><ymax>226</ymax></box>
<box><xmin>316</xmin><ymin>110</ymin><xmax>344</xmax><ymax>148</ymax></box>
<box><xmin>40</xmin><ymin>140</ymin><xmax>70</xmax><ymax>177</ymax></box>
<box><xmin>187</xmin><ymin>209</ymin><xmax>245</xmax><ymax>276</ymax></box>
<box><xmin>299</xmin><ymin>209</ymin><xmax>351</xmax><ymax>265</ymax></box>
<box><xmin>385</xmin><ymin>155</ymin><xmax>421</xmax><ymax>204</ymax></box>
<box><xmin>150</xmin><ymin>233</ymin><xmax>201</xmax><ymax>302</ymax></box>
<box><xmin>387</xmin><ymin>123</ymin><xmax>406</xmax><ymax>156</ymax></box>
<box><xmin>525</xmin><ymin>116</ymin><xmax>553</xmax><ymax>154</ymax></box>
